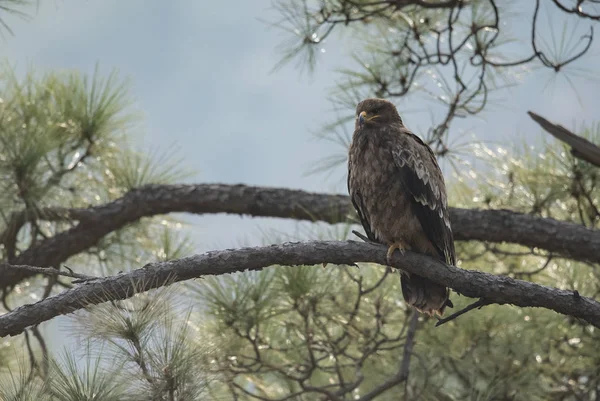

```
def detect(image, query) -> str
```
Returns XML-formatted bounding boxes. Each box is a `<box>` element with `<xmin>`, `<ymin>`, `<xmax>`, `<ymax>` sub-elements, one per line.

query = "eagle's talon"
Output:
<box><xmin>386</xmin><ymin>241</ymin><xmax>407</xmax><ymax>265</ymax></box>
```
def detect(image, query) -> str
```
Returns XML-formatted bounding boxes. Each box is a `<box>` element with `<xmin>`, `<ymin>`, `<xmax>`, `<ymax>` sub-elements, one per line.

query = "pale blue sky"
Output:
<box><xmin>2</xmin><ymin>1</ymin><xmax>599</xmax><ymax>347</ymax></box>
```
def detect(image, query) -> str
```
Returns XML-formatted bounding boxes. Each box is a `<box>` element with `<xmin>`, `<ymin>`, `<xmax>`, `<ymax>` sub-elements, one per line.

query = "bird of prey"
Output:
<box><xmin>347</xmin><ymin>98</ymin><xmax>455</xmax><ymax>316</ymax></box>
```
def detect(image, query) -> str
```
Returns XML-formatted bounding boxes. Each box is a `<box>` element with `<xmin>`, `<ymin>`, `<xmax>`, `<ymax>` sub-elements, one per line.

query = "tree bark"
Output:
<box><xmin>1</xmin><ymin>240</ymin><xmax>599</xmax><ymax>337</ymax></box>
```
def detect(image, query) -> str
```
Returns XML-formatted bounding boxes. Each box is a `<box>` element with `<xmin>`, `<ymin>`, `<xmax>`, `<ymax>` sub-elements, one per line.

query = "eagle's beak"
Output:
<box><xmin>359</xmin><ymin>111</ymin><xmax>367</xmax><ymax>128</ymax></box>
<box><xmin>358</xmin><ymin>111</ymin><xmax>379</xmax><ymax>128</ymax></box>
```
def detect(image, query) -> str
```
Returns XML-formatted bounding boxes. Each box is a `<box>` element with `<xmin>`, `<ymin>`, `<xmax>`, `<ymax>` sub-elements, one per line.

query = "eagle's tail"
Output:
<box><xmin>400</xmin><ymin>272</ymin><xmax>452</xmax><ymax>316</ymax></box>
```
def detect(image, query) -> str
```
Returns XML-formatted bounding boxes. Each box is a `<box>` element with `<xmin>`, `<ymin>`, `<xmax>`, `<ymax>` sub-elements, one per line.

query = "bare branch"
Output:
<box><xmin>1</xmin><ymin>240</ymin><xmax>599</xmax><ymax>338</ymax></box>
<box><xmin>528</xmin><ymin>111</ymin><xmax>600</xmax><ymax>168</ymax></box>
<box><xmin>550</xmin><ymin>0</ymin><xmax>600</xmax><ymax>20</ymax></box>
<box><xmin>0</xmin><ymin>263</ymin><xmax>96</xmax><ymax>281</ymax></box>
<box><xmin>435</xmin><ymin>298</ymin><xmax>491</xmax><ymax>327</ymax></box>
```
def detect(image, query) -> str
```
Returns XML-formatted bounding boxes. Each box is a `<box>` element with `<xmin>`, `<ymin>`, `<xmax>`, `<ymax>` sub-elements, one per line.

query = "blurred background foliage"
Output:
<box><xmin>1</xmin><ymin>0</ymin><xmax>600</xmax><ymax>400</ymax></box>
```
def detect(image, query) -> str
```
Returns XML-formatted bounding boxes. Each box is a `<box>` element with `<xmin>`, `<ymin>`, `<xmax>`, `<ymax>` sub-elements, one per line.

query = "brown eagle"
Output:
<box><xmin>347</xmin><ymin>98</ymin><xmax>455</xmax><ymax>316</ymax></box>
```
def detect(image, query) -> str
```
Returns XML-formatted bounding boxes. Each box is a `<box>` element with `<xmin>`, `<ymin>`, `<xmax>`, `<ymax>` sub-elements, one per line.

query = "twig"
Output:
<box><xmin>31</xmin><ymin>325</ymin><xmax>49</xmax><ymax>378</ymax></box>
<box><xmin>435</xmin><ymin>298</ymin><xmax>491</xmax><ymax>327</ymax></box>
<box><xmin>0</xmin><ymin>263</ymin><xmax>96</xmax><ymax>282</ymax></box>
<box><xmin>22</xmin><ymin>329</ymin><xmax>39</xmax><ymax>380</ymax></box>
<box><xmin>399</xmin><ymin>312</ymin><xmax>418</xmax><ymax>378</ymax></box>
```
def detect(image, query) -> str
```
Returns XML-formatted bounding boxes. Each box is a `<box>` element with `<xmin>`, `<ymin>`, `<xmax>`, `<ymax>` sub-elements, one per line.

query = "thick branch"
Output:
<box><xmin>528</xmin><ymin>111</ymin><xmax>600</xmax><ymax>168</ymax></box>
<box><xmin>2</xmin><ymin>184</ymin><xmax>599</xmax><ymax>290</ymax></box>
<box><xmin>1</xmin><ymin>240</ymin><xmax>599</xmax><ymax>337</ymax></box>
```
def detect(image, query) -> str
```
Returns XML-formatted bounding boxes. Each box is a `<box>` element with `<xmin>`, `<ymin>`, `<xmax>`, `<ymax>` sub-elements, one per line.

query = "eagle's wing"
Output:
<box><xmin>391</xmin><ymin>129</ymin><xmax>456</xmax><ymax>265</ymax></box>
<box><xmin>347</xmin><ymin>161</ymin><xmax>377</xmax><ymax>242</ymax></box>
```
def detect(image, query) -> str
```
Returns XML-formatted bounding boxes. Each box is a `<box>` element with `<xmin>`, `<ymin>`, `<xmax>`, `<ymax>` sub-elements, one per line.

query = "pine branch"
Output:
<box><xmin>1</xmin><ymin>184</ymin><xmax>599</xmax><ymax>292</ymax></box>
<box><xmin>1</xmin><ymin>240</ymin><xmax>599</xmax><ymax>338</ymax></box>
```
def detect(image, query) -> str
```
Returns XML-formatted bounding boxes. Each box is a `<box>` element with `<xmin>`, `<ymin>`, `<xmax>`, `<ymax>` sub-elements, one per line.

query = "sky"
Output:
<box><xmin>2</xmin><ymin>1</ymin><xmax>599</xmax><ymax>348</ymax></box>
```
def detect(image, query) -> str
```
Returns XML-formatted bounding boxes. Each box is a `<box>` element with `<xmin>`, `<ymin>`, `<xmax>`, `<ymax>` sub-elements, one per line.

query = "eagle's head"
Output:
<box><xmin>355</xmin><ymin>98</ymin><xmax>403</xmax><ymax>130</ymax></box>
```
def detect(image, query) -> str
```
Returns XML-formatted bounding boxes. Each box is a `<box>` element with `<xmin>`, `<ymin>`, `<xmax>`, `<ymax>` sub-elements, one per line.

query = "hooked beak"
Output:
<box><xmin>358</xmin><ymin>111</ymin><xmax>380</xmax><ymax>128</ymax></box>
<box><xmin>358</xmin><ymin>111</ymin><xmax>367</xmax><ymax>128</ymax></box>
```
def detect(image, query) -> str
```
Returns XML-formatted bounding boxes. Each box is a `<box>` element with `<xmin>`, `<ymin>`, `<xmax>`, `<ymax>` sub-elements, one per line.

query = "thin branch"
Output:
<box><xmin>30</xmin><ymin>325</ymin><xmax>48</xmax><ymax>378</ymax></box>
<box><xmin>550</xmin><ymin>0</ymin><xmax>600</xmax><ymax>20</ymax></box>
<box><xmin>2</xmin><ymin>184</ymin><xmax>600</xmax><ymax>291</ymax></box>
<box><xmin>435</xmin><ymin>298</ymin><xmax>492</xmax><ymax>327</ymax></box>
<box><xmin>528</xmin><ymin>111</ymin><xmax>600</xmax><ymax>168</ymax></box>
<box><xmin>400</xmin><ymin>313</ymin><xmax>418</xmax><ymax>379</ymax></box>
<box><xmin>22</xmin><ymin>329</ymin><xmax>38</xmax><ymax>381</ymax></box>
<box><xmin>1</xmin><ymin>240</ymin><xmax>599</xmax><ymax>338</ymax></box>
<box><xmin>0</xmin><ymin>263</ymin><xmax>96</xmax><ymax>281</ymax></box>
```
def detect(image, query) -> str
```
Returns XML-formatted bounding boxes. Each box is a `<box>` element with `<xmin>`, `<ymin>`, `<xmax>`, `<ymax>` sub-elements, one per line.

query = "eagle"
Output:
<box><xmin>347</xmin><ymin>98</ymin><xmax>455</xmax><ymax>316</ymax></box>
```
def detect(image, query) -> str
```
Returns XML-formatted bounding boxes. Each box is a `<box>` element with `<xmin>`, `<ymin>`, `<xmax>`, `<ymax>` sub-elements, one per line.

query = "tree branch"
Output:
<box><xmin>0</xmin><ymin>263</ymin><xmax>96</xmax><ymax>281</ymax></box>
<box><xmin>1</xmin><ymin>240</ymin><xmax>599</xmax><ymax>338</ymax></box>
<box><xmin>435</xmin><ymin>298</ymin><xmax>491</xmax><ymax>327</ymax></box>
<box><xmin>528</xmin><ymin>111</ymin><xmax>600</xmax><ymax>168</ymax></box>
<box><xmin>1</xmin><ymin>184</ymin><xmax>599</xmax><ymax>292</ymax></box>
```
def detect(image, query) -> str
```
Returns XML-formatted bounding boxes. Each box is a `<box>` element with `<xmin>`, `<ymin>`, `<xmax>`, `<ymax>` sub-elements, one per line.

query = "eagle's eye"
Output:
<box><xmin>371</xmin><ymin>108</ymin><xmax>380</xmax><ymax>114</ymax></box>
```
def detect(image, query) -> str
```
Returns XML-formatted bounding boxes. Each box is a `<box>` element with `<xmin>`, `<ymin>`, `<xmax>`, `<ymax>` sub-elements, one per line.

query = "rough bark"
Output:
<box><xmin>1</xmin><ymin>184</ymin><xmax>599</xmax><ymax>290</ymax></box>
<box><xmin>1</xmin><ymin>240</ymin><xmax>599</xmax><ymax>337</ymax></box>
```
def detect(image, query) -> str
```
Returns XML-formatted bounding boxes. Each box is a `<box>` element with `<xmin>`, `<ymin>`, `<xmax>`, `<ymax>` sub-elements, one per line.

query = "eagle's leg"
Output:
<box><xmin>386</xmin><ymin>240</ymin><xmax>408</xmax><ymax>265</ymax></box>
